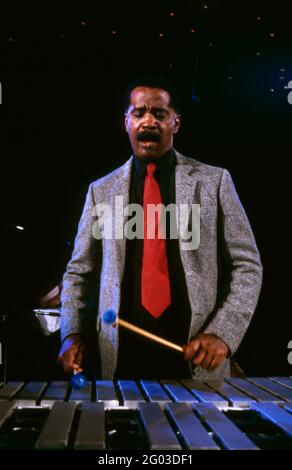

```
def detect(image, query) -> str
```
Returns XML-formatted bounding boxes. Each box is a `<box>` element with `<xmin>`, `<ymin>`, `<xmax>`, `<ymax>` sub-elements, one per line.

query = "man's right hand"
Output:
<box><xmin>57</xmin><ymin>334</ymin><xmax>86</xmax><ymax>374</ymax></box>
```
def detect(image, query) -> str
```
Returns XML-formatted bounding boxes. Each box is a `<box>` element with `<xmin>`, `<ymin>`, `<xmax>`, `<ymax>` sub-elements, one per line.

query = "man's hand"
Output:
<box><xmin>57</xmin><ymin>334</ymin><xmax>86</xmax><ymax>374</ymax></box>
<box><xmin>183</xmin><ymin>333</ymin><xmax>229</xmax><ymax>373</ymax></box>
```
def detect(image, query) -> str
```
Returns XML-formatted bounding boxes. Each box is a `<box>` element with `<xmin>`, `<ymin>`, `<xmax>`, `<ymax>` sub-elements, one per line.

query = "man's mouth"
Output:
<box><xmin>137</xmin><ymin>131</ymin><xmax>161</xmax><ymax>143</ymax></box>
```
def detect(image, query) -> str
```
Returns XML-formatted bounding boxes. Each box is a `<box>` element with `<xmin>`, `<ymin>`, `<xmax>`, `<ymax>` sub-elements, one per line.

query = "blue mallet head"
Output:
<box><xmin>103</xmin><ymin>309</ymin><xmax>117</xmax><ymax>324</ymax></box>
<box><xmin>71</xmin><ymin>372</ymin><xmax>87</xmax><ymax>389</ymax></box>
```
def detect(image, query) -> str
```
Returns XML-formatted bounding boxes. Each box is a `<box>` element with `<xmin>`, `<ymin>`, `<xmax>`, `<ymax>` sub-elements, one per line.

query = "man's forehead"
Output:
<box><xmin>129</xmin><ymin>86</ymin><xmax>171</xmax><ymax>107</ymax></box>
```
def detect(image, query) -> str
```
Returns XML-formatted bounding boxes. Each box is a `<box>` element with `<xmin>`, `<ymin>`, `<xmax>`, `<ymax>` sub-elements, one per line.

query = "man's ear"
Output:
<box><xmin>173</xmin><ymin>114</ymin><xmax>181</xmax><ymax>134</ymax></box>
<box><xmin>124</xmin><ymin>113</ymin><xmax>129</xmax><ymax>133</ymax></box>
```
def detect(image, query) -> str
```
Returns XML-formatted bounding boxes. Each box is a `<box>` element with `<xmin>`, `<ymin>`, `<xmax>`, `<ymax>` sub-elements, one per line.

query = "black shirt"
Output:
<box><xmin>115</xmin><ymin>149</ymin><xmax>192</xmax><ymax>379</ymax></box>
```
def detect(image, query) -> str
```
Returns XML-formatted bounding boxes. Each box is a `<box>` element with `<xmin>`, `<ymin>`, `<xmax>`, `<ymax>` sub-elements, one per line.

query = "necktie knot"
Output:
<box><xmin>146</xmin><ymin>162</ymin><xmax>156</xmax><ymax>176</ymax></box>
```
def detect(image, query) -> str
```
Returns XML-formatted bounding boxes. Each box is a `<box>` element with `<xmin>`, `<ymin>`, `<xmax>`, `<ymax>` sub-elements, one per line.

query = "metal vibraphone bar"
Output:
<box><xmin>0</xmin><ymin>377</ymin><xmax>292</xmax><ymax>450</ymax></box>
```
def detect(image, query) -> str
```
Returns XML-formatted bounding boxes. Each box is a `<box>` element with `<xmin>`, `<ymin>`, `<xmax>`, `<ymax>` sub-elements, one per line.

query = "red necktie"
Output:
<box><xmin>141</xmin><ymin>162</ymin><xmax>171</xmax><ymax>318</ymax></box>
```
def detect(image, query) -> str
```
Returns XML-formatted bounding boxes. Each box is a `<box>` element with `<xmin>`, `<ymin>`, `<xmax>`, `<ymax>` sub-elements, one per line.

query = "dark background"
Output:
<box><xmin>0</xmin><ymin>0</ymin><xmax>291</xmax><ymax>379</ymax></box>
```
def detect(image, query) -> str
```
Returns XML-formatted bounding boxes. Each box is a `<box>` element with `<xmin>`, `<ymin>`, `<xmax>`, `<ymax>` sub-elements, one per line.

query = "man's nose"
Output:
<box><xmin>141</xmin><ymin>112</ymin><xmax>157</xmax><ymax>129</ymax></box>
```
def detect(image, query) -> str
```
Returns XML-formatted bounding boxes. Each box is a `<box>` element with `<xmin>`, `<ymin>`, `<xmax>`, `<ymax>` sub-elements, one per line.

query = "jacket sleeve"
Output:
<box><xmin>203</xmin><ymin>169</ymin><xmax>263</xmax><ymax>355</ymax></box>
<box><xmin>60</xmin><ymin>183</ymin><xmax>102</xmax><ymax>341</ymax></box>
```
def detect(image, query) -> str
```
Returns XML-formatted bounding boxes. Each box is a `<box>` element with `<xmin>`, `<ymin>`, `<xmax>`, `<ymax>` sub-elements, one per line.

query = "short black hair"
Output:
<box><xmin>124</xmin><ymin>75</ymin><xmax>181</xmax><ymax>114</ymax></box>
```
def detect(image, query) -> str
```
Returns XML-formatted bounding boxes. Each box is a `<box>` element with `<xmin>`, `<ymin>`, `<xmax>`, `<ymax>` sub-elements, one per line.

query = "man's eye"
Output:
<box><xmin>133</xmin><ymin>109</ymin><xmax>144</xmax><ymax>117</ymax></box>
<box><xmin>155</xmin><ymin>111</ymin><xmax>167</xmax><ymax>119</ymax></box>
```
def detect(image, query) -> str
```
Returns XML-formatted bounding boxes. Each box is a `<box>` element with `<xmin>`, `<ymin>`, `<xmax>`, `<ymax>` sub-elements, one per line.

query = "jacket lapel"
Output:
<box><xmin>174</xmin><ymin>150</ymin><xmax>198</xmax><ymax>240</ymax></box>
<box><xmin>174</xmin><ymin>150</ymin><xmax>202</xmax><ymax>340</ymax></box>
<box><xmin>108</xmin><ymin>156</ymin><xmax>133</xmax><ymax>284</ymax></box>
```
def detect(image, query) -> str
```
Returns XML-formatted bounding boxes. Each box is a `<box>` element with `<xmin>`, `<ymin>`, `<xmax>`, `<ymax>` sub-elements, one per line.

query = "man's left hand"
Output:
<box><xmin>183</xmin><ymin>334</ymin><xmax>229</xmax><ymax>372</ymax></box>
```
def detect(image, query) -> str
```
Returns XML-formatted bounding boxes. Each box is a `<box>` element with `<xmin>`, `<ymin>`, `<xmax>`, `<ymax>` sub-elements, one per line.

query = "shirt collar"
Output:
<box><xmin>132</xmin><ymin>148</ymin><xmax>175</xmax><ymax>180</ymax></box>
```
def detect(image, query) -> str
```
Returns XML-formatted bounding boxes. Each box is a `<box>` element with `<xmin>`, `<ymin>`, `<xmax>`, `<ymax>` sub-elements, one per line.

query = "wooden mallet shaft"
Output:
<box><xmin>114</xmin><ymin>318</ymin><xmax>183</xmax><ymax>353</ymax></box>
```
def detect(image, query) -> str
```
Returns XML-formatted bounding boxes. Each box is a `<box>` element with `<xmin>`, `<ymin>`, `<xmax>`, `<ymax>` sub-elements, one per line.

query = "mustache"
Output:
<box><xmin>137</xmin><ymin>131</ymin><xmax>161</xmax><ymax>142</ymax></box>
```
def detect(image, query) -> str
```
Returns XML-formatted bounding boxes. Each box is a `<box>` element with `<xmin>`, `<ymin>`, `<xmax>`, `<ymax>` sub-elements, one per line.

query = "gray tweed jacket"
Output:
<box><xmin>61</xmin><ymin>149</ymin><xmax>263</xmax><ymax>380</ymax></box>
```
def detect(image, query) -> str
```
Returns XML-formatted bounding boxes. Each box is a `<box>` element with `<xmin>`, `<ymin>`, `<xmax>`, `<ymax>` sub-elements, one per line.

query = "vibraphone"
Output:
<box><xmin>0</xmin><ymin>377</ymin><xmax>292</xmax><ymax>450</ymax></box>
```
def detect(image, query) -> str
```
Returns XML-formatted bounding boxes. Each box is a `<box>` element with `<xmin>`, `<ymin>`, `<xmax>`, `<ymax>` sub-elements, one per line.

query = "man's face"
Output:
<box><xmin>125</xmin><ymin>86</ymin><xmax>181</xmax><ymax>159</ymax></box>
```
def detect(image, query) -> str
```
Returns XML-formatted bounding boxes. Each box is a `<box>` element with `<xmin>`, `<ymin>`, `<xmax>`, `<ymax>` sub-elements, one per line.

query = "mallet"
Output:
<box><xmin>70</xmin><ymin>370</ymin><xmax>87</xmax><ymax>389</ymax></box>
<box><xmin>103</xmin><ymin>310</ymin><xmax>183</xmax><ymax>353</ymax></box>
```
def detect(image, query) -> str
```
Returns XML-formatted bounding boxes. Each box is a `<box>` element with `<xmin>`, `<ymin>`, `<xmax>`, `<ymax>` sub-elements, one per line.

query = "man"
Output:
<box><xmin>58</xmin><ymin>75</ymin><xmax>263</xmax><ymax>380</ymax></box>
